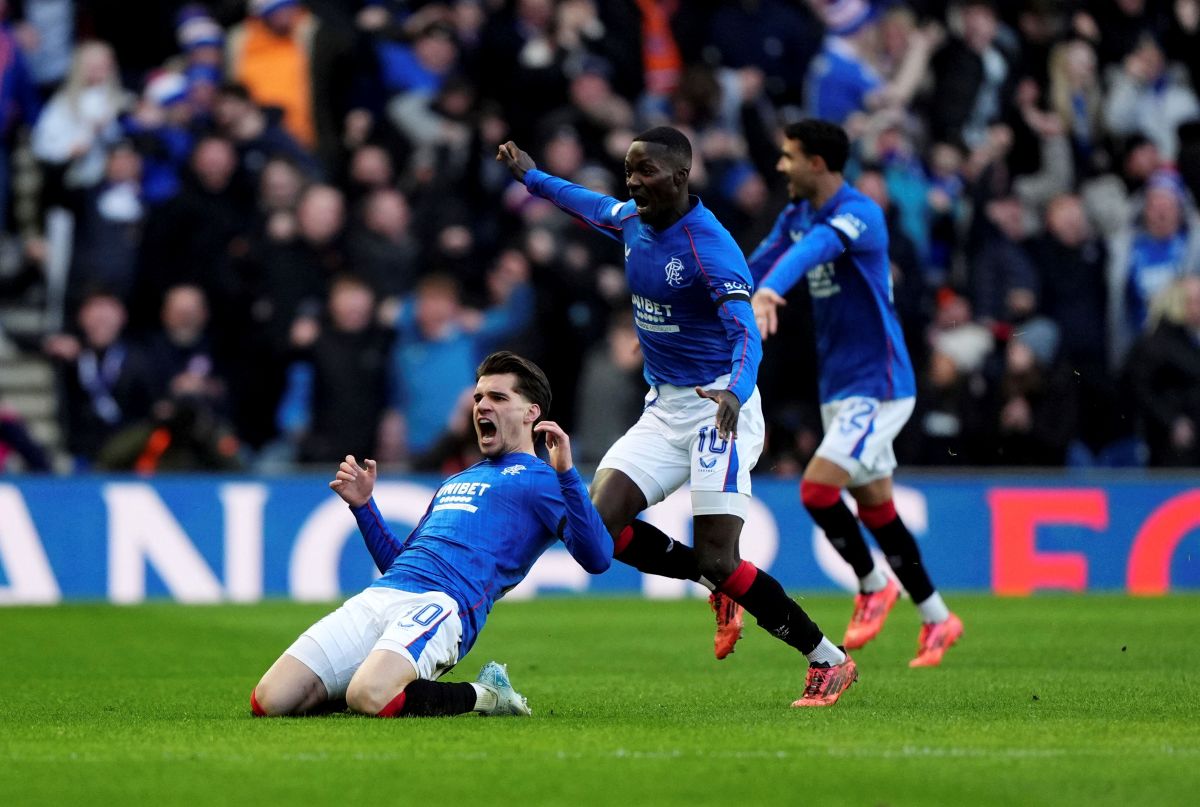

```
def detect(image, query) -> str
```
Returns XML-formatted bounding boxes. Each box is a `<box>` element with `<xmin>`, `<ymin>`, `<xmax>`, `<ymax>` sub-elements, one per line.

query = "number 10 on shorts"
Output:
<box><xmin>698</xmin><ymin>426</ymin><xmax>729</xmax><ymax>454</ymax></box>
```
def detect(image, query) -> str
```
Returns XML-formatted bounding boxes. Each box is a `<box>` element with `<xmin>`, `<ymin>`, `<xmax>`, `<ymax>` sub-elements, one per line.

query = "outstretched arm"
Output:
<box><xmin>498</xmin><ymin>140</ymin><xmax>630</xmax><ymax>241</ymax></box>
<box><xmin>535</xmin><ymin>421</ymin><xmax>613</xmax><ymax>573</ymax></box>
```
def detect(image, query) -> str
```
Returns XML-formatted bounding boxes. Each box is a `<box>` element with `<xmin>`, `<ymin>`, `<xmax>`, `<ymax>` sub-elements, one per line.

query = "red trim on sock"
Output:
<box><xmin>859</xmin><ymin>500</ymin><xmax>898</xmax><ymax>529</ymax></box>
<box><xmin>719</xmin><ymin>560</ymin><xmax>758</xmax><ymax>598</ymax></box>
<box><xmin>377</xmin><ymin>690</ymin><xmax>407</xmax><ymax>718</ymax></box>
<box><xmin>250</xmin><ymin>689</ymin><xmax>266</xmax><ymax>717</ymax></box>
<box><xmin>613</xmin><ymin>525</ymin><xmax>634</xmax><ymax>557</ymax></box>
<box><xmin>800</xmin><ymin>479</ymin><xmax>842</xmax><ymax>509</ymax></box>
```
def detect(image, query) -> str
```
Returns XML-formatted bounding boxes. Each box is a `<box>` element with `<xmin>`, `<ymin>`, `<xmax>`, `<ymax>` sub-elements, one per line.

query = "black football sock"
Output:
<box><xmin>720</xmin><ymin>561</ymin><xmax>824</xmax><ymax>655</ymax></box>
<box><xmin>613</xmin><ymin>519</ymin><xmax>702</xmax><ymax>582</ymax></box>
<box><xmin>805</xmin><ymin>498</ymin><xmax>877</xmax><ymax>579</ymax></box>
<box><xmin>380</xmin><ymin>680</ymin><xmax>477</xmax><ymax>717</ymax></box>
<box><xmin>864</xmin><ymin>514</ymin><xmax>935</xmax><ymax>604</ymax></box>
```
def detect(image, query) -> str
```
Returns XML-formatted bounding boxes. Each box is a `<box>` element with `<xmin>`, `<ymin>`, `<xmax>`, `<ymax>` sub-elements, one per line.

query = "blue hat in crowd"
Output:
<box><xmin>821</xmin><ymin>0</ymin><xmax>878</xmax><ymax>36</ymax></box>
<box><xmin>176</xmin><ymin>4</ymin><xmax>224</xmax><ymax>50</ymax></box>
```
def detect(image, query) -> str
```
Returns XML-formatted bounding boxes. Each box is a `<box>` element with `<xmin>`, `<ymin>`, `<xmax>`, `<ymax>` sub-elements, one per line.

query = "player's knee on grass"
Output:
<box><xmin>251</xmin><ymin>682</ymin><xmax>305</xmax><ymax>717</ymax></box>
<box><xmin>346</xmin><ymin>676</ymin><xmax>404</xmax><ymax>716</ymax></box>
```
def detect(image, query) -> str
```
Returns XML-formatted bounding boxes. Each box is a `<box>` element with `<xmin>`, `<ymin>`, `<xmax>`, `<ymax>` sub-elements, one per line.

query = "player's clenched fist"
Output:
<box><xmin>534</xmin><ymin>421</ymin><xmax>574</xmax><ymax>472</ymax></box>
<box><xmin>496</xmin><ymin>141</ymin><xmax>537</xmax><ymax>182</ymax></box>
<box><xmin>329</xmin><ymin>454</ymin><xmax>377</xmax><ymax>508</ymax></box>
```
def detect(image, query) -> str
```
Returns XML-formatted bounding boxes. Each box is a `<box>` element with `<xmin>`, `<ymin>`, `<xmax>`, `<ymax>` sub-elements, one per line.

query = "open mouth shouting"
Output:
<box><xmin>476</xmin><ymin>416</ymin><xmax>498</xmax><ymax>447</ymax></box>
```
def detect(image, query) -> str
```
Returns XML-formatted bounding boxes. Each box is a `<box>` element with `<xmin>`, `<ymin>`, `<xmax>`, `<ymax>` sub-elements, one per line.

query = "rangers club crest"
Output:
<box><xmin>664</xmin><ymin>257</ymin><xmax>685</xmax><ymax>287</ymax></box>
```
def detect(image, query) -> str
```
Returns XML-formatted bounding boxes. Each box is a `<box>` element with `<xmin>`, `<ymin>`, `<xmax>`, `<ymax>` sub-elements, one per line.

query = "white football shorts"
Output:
<box><xmin>597</xmin><ymin>375</ymin><xmax>765</xmax><ymax>518</ymax></box>
<box><xmin>284</xmin><ymin>587</ymin><xmax>461</xmax><ymax>698</ymax></box>
<box><xmin>817</xmin><ymin>396</ymin><xmax>915</xmax><ymax>487</ymax></box>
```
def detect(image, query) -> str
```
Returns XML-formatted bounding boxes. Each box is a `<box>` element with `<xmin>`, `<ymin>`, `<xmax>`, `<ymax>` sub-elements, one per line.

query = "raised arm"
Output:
<box><xmin>534</xmin><ymin>421</ymin><xmax>613</xmax><ymax>573</ymax></box>
<box><xmin>498</xmin><ymin>140</ymin><xmax>630</xmax><ymax>241</ymax></box>
<box><xmin>330</xmin><ymin>455</ymin><xmax>405</xmax><ymax>572</ymax></box>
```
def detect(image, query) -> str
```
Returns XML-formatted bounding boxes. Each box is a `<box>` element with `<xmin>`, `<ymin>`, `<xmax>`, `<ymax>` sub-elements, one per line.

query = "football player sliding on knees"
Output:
<box><xmin>499</xmin><ymin>131</ymin><xmax>856</xmax><ymax>707</ymax></box>
<box><xmin>250</xmin><ymin>352</ymin><xmax>612</xmax><ymax>718</ymax></box>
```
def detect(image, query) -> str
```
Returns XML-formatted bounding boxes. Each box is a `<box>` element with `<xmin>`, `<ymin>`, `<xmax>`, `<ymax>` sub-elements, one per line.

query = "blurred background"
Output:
<box><xmin>1</xmin><ymin>0</ymin><xmax>1199</xmax><ymax>479</ymax></box>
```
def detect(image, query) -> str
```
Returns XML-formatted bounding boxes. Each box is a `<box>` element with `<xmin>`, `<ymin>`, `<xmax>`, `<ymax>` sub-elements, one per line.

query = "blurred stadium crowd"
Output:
<box><xmin>1</xmin><ymin>0</ymin><xmax>1199</xmax><ymax>475</ymax></box>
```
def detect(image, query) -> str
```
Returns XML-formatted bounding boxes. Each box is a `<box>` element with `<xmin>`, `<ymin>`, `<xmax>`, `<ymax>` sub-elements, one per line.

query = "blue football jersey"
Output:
<box><xmin>750</xmin><ymin>183</ymin><xmax>916</xmax><ymax>403</ymax></box>
<box><xmin>524</xmin><ymin>169</ymin><xmax>761</xmax><ymax>404</ymax></box>
<box><xmin>350</xmin><ymin>455</ymin><xmax>611</xmax><ymax>655</ymax></box>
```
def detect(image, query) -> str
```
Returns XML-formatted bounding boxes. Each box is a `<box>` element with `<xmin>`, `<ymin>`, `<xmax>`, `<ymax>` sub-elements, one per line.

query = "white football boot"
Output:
<box><xmin>474</xmin><ymin>661</ymin><xmax>532</xmax><ymax>717</ymax></box>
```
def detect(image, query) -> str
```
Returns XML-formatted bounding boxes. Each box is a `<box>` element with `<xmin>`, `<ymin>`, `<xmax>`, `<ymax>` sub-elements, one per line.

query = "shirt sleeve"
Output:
<box><xmin>536</xmin><ymin>468</ymin><xmax>613</xmax><ymax>574</ymax></box>
<box><xmin>689</xmin><ymin>227</ymin><xmax>762</xmax><ymax>405</ymax></box>
<box><xmin>747</xmin><ymin>206</ymin><xmax>794</xmax><ymax>286</ymax></box>
<box><xmin>350</xmin><ymin>496</ymin><xmax>430</xmax><ymax>572</ymax></box>
<box><xmin>523</xmin><ymin>169</ymin><xmax>631</xmax><ymax>242</ymax></box>
<box><xmin>758</xmin><ymin>225</ymin><xmax>846</xmax><ymax>296</ymax></box>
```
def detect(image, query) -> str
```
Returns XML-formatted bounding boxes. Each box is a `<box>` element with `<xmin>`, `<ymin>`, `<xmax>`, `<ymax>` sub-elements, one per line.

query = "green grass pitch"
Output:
<box><xmin>1</xmin><ymin>594</ymin><xmax>1197</xmax><ymax>806</ymax></box>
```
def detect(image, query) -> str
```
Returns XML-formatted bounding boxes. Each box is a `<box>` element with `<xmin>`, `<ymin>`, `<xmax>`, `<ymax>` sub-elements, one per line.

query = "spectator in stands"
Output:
<box><xmin>276</xmin><ymin>273</ymin><xmax>391</xmax><ymax>464</ymax></box>
<box><xmin>967</xmin><ymin>193</ymin><xmax>1038</xmax><ymax>328</ymax></box>
<box><xmin>348</xmin><ymin>187</ymin><xmax>420</xmax><ymax>305</ymax></box>
<box><xmin>143</xmin><ymin>283</ymin><xmax>224</xmax><ymax>408</ymax></box>
<box><xmin>905</xmin><ymin>345</ymin><xmax>992</xmax><ymax>467</ymax></box>
<box><xmin>175</xmin><ymin>4</ymin><xmax>224</xmax><ymax>72</ymax></box>
<box><xmin>1030</xmin><ymin>194</ymin><xmax>1126</xmax><ymax>462</ymax></box>
<box><xmin>475</xmin><ymin>0</ymin><xmax>570</xmax><ymax>146</ymax></box>
<box><xmin>929</xmin><ymin>0</ymin><xmax>1015</xmax><ymax>149</ymax></box>
<box><xmin>539</xmin><ymin>55</ymin><xmax>634</xmax><ymax>167</ymax></box>
<box><xmin>381</xmin><ymin>261</ymin><xmax>532</xmax><ymax>464</ymax></box>
<box><xmin>1127</xmin><ymin>274</ymin><xmax>1200</xmax><ymax>466</ymax></box>
<box><xmin>65</xmin><ymin>141</ymin><xmax>144</xmax><ymax>314</ymax></box>
<box><xmin>1107</xmin><ymin>169</ymin><xmax>1200</xmax><ymax>368</ymax></box>
<box><xmin>1082</xmin><ymin>133</ymin><xmax>1162</xmax><ymax>237</ymax></box>
<box><xmin>987</xmin><ymin>322</ymin><xmax>1077</xmax><ymax>466</ymax></box>
<box><xmin>1047</xmin><ymin>38</ymin><xmax>1105</xmax><ymax>178</ymax></box>
<box><xmin>344</xmin><ymin>142</ymin><xmax>396</xmax><ymax>207</ymax></box>
<box><xmin>133</xmin><ymin>135</ymin><xmax>251</xmax><ymax>332</ymax></box>
<box><xmin>123</xmin><ymin>70</ymin><xmax>195</xmax><ymax>205</ymax></box>
<box><xmin>42</xmin><ymin>289</ymin><xmax>154</xmax><ymax>467</ymax></box>
<box><xmin>257</xmin><ymin>154</ymin><xmax>306</xmax><ymax>219</ymax></box>
<box><xmin>0</xmin><ymin>0</ymin><xmax>41</xmax><ymax>231</ymax></box>
<box><xmin>1104</xmin><ymin>33</ymin><xmax>1200</xmax><ymax>162</ymax></box>
<box><xmin>225</xmin><ymin>0</ymin><xmax>352</xmax><ymax>170</ymax></box>
<box><xmin>7</xmin><ymin>0</ymin><xmax>73</xmax><ymax>97</ymax></box>
<box><xmin>805</xmin><ymin>0</ymin><xmax>939</xmax><ymax>127</ymax></box>
<box><xmin>213</xmin><ymin>81</ymin><xmax>319</xmax><ymax>183</ymax></box>
<box><xmin>31</xmin><ymin>40</ymin><xmax>130</xmax><ymax>197</ymax></box>
<box><xmin>232</xmin><ymin>183</ymin><xmax>345</xmax><ymax>449</ymax></box>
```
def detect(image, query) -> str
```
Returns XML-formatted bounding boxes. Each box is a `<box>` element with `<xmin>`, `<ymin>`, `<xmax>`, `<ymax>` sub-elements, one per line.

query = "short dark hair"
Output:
<box><xmin>784</xmin><ymin>119</ymin><xmax>850</xmax><ymax>173</ymax></box>
<box><xmin>476</xmin><ymin>351</ymin><xmax>552</xmax><ymax>419</ymax></box>
<box><xmin>632</xmin><ymin>126</ymin><xmax>692</xmax><ymax>171</ymax></box>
